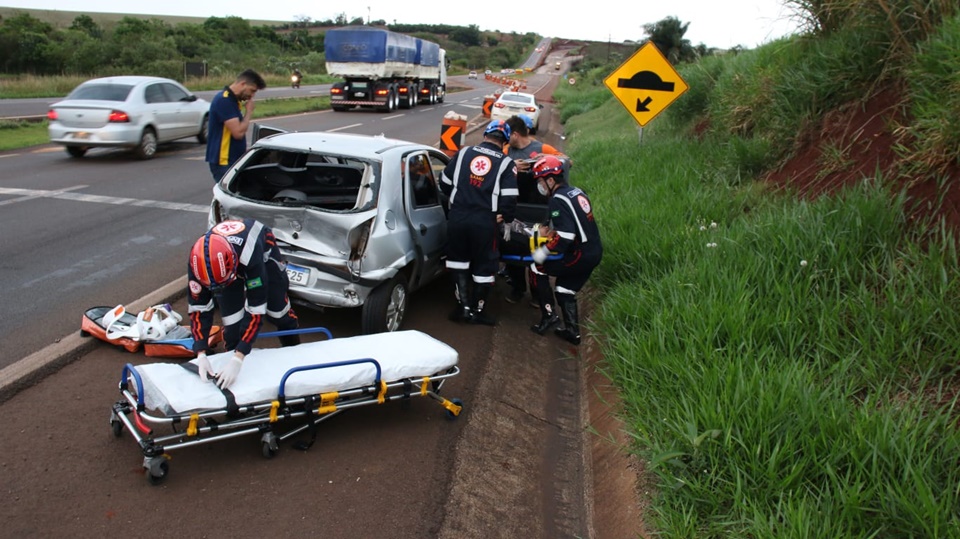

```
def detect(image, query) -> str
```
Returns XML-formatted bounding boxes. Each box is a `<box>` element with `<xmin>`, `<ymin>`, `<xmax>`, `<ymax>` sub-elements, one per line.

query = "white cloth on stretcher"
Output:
<box><xmin>135</xmin><ymin>330</ymin><xmax>458</xmax><ymax>414</ymax></box>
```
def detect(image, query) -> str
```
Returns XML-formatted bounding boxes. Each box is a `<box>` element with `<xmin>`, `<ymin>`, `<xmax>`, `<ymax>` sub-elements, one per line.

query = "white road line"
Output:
<box><xmin>0</xmin><ymin>186</ymin><xmax>209</xmax><ymax>212</ymax></box>
<box><xmin>382</xmin><ymin>113</ymin><xmax>405</xmax><ymax>120</ymax></box>
<box><xmin>327</xmin><ymin>123</ymin><xmax>362</xmax><ymax>133</ymax></box>
<box><xmin>0</xmin><ymin>153</ymin><xmax>20</xmax><ymax>159</ymax></box>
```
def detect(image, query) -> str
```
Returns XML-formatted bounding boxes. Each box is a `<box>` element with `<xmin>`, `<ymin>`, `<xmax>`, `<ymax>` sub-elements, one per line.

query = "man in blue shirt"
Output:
<box><xmin>206</xmin><ymin>69</ymin><xmax>266</xmax><ymax>183</ymax></box>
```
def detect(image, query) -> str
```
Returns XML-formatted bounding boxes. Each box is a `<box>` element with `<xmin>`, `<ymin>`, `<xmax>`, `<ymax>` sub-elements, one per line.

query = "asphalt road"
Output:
<box><xmin>0</xmin><ymin>67</ymin><xmax>643</xmax><ymax>538</ymax></box>
<box><xmin>0</xmin><ymin>77</ymin><xmax>506</xmax><ymax>370</ymax></box>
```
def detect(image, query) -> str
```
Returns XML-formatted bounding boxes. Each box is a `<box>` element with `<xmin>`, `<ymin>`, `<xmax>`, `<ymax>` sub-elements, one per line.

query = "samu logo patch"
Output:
<box><xmin>246</xmin><ymin>277</ymin><xmax>263</xmax><ymax>289</ymax></box>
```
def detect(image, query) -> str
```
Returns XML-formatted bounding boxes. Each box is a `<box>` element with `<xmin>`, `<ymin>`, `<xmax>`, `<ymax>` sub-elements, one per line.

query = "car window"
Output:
<box><xmin>67</xmin><ymin>83</ymin><xmax>134</xmax><ymax>102</ymax></box>
<box><xmin>144</xmin><ymin>84</ymin><xmax>167</xmax><ymax>104</ymax></box>
<box><xmin>160</xmin><ymin>83</ymin><xmax>189</xmax><ymax>102</ymax></box>
<box><xmin>502</xmin><ymin>94</ymin><xmax>533</xmax><ymax>105</ymax></box>
<box><xmin>407</xmin><ymin>153</ymin><xmax>439</xmax><ymax>208</ymax></box>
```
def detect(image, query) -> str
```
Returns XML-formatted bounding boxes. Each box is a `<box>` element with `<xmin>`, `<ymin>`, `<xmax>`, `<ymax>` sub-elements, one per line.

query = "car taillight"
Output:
<box><xmin>398</xmin><ymin>87</ymin><xmax>408</xmax><ymax>94</ymax></box>
<box><xmin>524</xmin><ymin>106</ymin><xmax>536</xmax><ymax>112</ymax></box>
<box><xmin>108</xmin><ymin>110</ymin><xmax>130</xmax><ymax>123</ymax></box>
<box><xmin>46</xmin><ymin>110</ymin><xmax>58</xmax><ymax>120</ymax></box>
<box><xmin>494</xmin><ymin>103</ymin><xmax>506</xmax><ymax>108</ymax></box>
<box><xmin>375</xmin><ymin>89</ymin><xmax>389</xmax><ymax>97</ymax></box>
<box><xmin>330</xmin><ymin>87</ymin><xmax>343</xmax><ymax>95</ymax></box>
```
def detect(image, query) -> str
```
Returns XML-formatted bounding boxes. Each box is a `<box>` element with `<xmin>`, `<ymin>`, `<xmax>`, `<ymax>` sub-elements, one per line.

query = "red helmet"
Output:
<box><xmin>190</xmin><ymin>232</ymin><xmax>238</xmax><ymax>290</ymax></box>
<box><xmin>532</xmin><ymin>155</ymin><xmax>564</xmax><ymax>180</ymax></box>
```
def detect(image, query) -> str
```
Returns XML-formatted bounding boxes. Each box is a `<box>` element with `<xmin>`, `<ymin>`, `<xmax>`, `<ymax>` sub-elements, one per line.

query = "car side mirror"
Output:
<box><xmin>184</xmin><ymin>95</ymin><xmax>198</xmax><ymax>102</ymax></box>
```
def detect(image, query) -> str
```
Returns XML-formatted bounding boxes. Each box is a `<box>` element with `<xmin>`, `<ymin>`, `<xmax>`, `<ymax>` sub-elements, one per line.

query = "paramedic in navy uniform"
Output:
<box><xmin>439</xmin><ymin>119</ymin><xmax>519</xmax><ymax>326</ymax></box>
<box><xmin>187</xmin><ymin>218</ymin><xmax>300</xmax><ymax>389</ymax></box>
<box><xmin>205</xmin><ymin>69</ymin><xmax>266</xmax><ymax>183</ymax></box>
<box><xmin>528</xmin><ymin>155</ymin><xmax>603</xmax><ymax>345</ymax></box>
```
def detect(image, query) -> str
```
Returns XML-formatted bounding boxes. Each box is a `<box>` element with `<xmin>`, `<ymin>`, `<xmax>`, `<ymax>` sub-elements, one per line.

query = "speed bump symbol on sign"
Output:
<box><xmin>604</xmin><ymin>42</ymin><xmax>689</xmax><ymax>127</ymax></box>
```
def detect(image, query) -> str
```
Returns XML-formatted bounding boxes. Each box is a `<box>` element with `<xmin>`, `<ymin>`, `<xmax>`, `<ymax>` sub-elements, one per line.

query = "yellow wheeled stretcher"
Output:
<box><xmin>109</xmin><ymin>328</ymin><xmax>462</xmax><ymax>485</ymax></box>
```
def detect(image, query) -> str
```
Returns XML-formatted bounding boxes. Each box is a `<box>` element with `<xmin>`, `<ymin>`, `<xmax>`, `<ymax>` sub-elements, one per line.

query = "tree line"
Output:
<box><xmin>0</xmin><ymin>11</ymin><xmax>540</xmax><ymax>80</ymax></box>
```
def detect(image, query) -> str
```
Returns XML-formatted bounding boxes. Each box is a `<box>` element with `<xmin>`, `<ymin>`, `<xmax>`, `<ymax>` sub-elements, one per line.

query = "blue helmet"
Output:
<box><xmin>484</xmin><ymin>119</ymin><xmax>511</xmax><ymax>141</ymax></box>
<box><xmin>518</xmin><ymin>114</ymin><xmax>535</xmax><ymax>130</ymax></box>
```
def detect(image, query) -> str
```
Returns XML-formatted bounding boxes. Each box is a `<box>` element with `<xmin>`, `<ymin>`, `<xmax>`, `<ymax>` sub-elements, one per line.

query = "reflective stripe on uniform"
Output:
<box><xmin>555</xmin><ymin>195</ymin><xmax>589</xmax><ymax>243</ymax></box>
<box><xmin>222</xmin><ymin>308</ymin><xmax>245</xmax><ymax>326</ymax></box>
<box><xmin>446</xmin><ymin>260</ymin><xmax>470</xmax><ymax>270</ymax></box>
<box><xmin>267</xmin><ymin>301</ymin><xmax>291</xmax><ymax>319</ymax></box>
<box><xmin>239</xmin><ymin>221</ymin><xmax>263</xmax><ymax>266</ymax></box>
<box><xmin>188</xmin><ymin>299</ymin><xmax>215</xmax><ymax>313</ymax></box>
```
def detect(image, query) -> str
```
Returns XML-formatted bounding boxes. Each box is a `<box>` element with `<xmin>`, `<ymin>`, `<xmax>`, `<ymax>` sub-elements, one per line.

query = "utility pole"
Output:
<box><xmin>367</xmin><ymin>6</ymin><xmax>371</xmax><ymax>25</ymax></box>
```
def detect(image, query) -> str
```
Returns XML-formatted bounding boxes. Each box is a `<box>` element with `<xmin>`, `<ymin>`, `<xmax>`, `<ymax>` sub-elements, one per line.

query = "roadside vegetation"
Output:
<box><xmin>555</xmin><ymin>0</ymin><xmax>960</xmax><ymax>536</ymax></box>
<box><xmin>0</xmin><ymin>9</ymin><xmax>536</xmax><ymax>98</ymax></box>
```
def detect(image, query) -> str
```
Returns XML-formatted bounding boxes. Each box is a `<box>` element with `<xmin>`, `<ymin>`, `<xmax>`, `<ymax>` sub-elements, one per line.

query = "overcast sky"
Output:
<box><xmin>1</xmin><ymin>1</ymin><xmax>805</xmax><ymax>49</ymax></box>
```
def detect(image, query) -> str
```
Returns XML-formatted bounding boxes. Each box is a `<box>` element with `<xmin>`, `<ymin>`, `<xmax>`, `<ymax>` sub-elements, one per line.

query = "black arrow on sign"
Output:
<box><xmin>635</xmin><ymin>96</ymin><xmax>653</xmax><ymax>112</ymax></box>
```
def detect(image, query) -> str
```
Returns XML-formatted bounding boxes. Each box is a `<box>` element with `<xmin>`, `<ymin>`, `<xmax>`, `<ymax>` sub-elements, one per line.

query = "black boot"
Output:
<box><xmin>470</xmin><ymin>283</ymin><xmax>496</xmax><ymax>326</ymax></box>
<box><xmin>278</xmin><ymin>334</ymin><xmax>301</xmax><ymax>347</ymax></box>
<box><xmin>448</xmin><ymin>272</ymin><xmax>474</xmax><ymax>323</ymax></box>
<box><xmin>554</xmin><ymin>294</ymin><xmax>581</xmax><ymax>345</ymax></box>
<box><xmin>530</xmin><ymin>274</ymin><xmax>559</xmax><ymax>334</ymax></box>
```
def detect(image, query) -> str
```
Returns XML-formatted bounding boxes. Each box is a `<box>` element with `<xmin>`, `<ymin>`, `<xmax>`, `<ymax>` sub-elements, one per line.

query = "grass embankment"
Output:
<box><xmin>555</xmin><ymin>3</ymin><xmax>960</xmax><ymax>537</ymax></box>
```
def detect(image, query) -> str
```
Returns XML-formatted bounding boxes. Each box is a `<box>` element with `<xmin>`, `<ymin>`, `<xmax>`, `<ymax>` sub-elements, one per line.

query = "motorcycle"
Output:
<box><xmin>291</xmin><ymin>73</ymin><xmax>301</xmax><ymax>89</ymax></box>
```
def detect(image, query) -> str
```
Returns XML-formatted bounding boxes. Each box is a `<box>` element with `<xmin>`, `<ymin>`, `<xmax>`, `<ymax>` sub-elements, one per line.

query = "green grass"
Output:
<box><xmin>555</xmin><ymin>2</ymin><xmax>960</xmax><ymax>536</ymax></box>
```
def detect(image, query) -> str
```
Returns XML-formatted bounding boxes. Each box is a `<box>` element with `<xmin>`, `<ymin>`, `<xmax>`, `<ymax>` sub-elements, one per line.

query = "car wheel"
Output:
<box><xmin>530</xmin><ymin>123</ymin><xmax>538</xmax><ymax>136</ymax></box>
<box><xmin>66</xmin><ymin>146</ymin><xmax>87</xmax><ymax>158</ymax></box>
<box><xmin>197</xmin><ymin>115</ymin><xmax>208</xmax><ymax>144</ymax></box>
<box><xmin>361</xmin><ymin>276</ymin><xmax>407</xmax><ymax>334</ymax></box>
<box><xmin>133</xmin><ymin>128</ymin><xmax>157</xmax><ymax>160</ymax></box>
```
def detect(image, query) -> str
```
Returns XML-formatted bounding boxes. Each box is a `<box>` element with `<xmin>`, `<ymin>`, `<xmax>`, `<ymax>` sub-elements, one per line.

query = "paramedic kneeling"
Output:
<box><xmin>187</xmin><ymin>218</ymin><xmax>300</xmax><ymax>389</ymax></box>
<box><xmin>528</xmin><ymin>156</ymin><xmax>603</xmax><ymax>345</ymax></box>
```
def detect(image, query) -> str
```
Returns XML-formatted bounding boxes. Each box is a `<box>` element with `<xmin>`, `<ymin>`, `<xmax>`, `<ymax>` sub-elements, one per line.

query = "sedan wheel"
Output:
<box><xmin>361</xmin><ymin>277</ymin><xmax>407</xmax><ymax>334</ymax></box>
<box><xmin>66</xmin><ymin>146</ymin><xmax>87</xmax><ymax>158</ymax></box>
<box><xmin>134</xmin><ymin>128</ymin><xmax>157</xmax><ymax>160</ymax></box>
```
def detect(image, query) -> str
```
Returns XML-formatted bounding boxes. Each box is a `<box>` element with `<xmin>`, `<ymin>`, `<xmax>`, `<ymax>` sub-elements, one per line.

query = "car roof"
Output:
<box><xmin>79</xmin><ymin>76</ymin><xmax>179</xmax><ymax>86</ymax></box>
<box><xmin>497</xmin><ymin>92</ymin><xmax>536</xmax><ymax>100</ymax></box>
<box><xmin>252</xmin><ymin>131</ymin><xmax>429</xmax><ymax>160</ymax></box>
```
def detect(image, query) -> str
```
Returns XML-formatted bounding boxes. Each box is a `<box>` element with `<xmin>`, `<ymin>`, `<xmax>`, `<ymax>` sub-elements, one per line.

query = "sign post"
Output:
<box><xmin>603</xmin><ymin>42</ymin><xmax>689</xmax><ymax>130</ymax></box>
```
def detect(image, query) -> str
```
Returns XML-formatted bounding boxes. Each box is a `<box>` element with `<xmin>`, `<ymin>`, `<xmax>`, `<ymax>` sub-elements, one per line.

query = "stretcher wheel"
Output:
<box><xmin>146</xmin><ymin>460</ymin><xmax>169</xmax><ymax>486</ymax></box>
<box><xmin>110</xmin><ymin>419</ymin><xmax>123</xmax><ymax>438</ymax></box>
<box><xmin>446</xmin><ymin>398</ymin><xmax>463</xmax><ymax>420</ymax></box>
<box><xmin>262</xmin><ymin>441</ymin><xmax>277</xmax><ymax>459</ymax></box>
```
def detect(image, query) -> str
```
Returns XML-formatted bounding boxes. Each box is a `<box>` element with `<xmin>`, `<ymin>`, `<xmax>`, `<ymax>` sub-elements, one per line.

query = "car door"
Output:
<box><xmin>160</xmin><ymin>82</ymin><xmax>200</xmax><ymax>140</ymax></box>
<box><xmin>143</xmin><ymin>82</ymin><xmax>178</xmax><ymax>141</ymax></box>
<box><xmin>403</xmin><ymin>151</ymin><xmax>448</xmax><ymax>289</ymax></box>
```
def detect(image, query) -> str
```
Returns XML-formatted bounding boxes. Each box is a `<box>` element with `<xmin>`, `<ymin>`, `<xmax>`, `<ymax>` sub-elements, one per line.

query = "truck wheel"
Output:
<box><xmin>361</xmin><ymin>277</ymin><xmax>407</xmax><ymax>334</ymax></box>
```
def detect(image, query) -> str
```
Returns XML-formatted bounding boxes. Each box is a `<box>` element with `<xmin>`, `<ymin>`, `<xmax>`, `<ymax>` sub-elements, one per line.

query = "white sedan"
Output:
<box><xmin>489</xmin><ymin>91</ymin><xmax>543</xmax><ymax>134</ymax></box>
<box><xmin>48</xmin><ymin>76</ymin><xmax>209</xmax><ymax>160</ymax></box>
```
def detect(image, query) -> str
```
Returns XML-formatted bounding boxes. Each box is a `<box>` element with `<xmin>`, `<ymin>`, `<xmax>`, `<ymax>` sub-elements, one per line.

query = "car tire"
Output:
<box><xmin>197</xmin><ymin>115</ymin><xmax>208</xmax><ymax>144</ymax></box>
<box><xmin>66</xmin><ymin>146</ymin><xmax>87</xmax><ymax>158</ymax></box>
<box><xmin>133</xmin><ymin>128</ymin><xmax>157</xmax><ymax>160</ymax></box>
<box><xmin>361</xmin><ymin>276</ymin><xmax>407</xmax><ymax>334</ymax></box>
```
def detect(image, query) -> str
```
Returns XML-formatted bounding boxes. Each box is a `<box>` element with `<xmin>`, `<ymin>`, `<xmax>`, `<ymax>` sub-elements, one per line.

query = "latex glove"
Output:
<box><xmin>196</xmin><ymin>352</ymin><xmax>215</xmax><ymax>382</ymax></box>
<box><xmin>502</xmin><ymin>224</ymin><xmax>511</xmax><ymax>242</ymax></box>
<box><xmin>216</xmin><ymin>353</ymin><xmax>245</xmax><ymax>390</ymax></box>
<box><xmin>532</xmin><ymin>246</ymin><xmax>550</xmax><ymax>264</ymax></box>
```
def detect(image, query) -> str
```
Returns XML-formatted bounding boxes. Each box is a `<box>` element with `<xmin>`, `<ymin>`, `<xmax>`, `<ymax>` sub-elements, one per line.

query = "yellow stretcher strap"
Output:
<box><xmin>318</xmin><ymin>391</ymin><xmax>339</xmax><ymax>415</ymax></box>
<box><xmin>441</xmin><ymin>398</ymin><xmax>462</xmax><ymax>417</ymax></box>
<box><xmin>377</xmin><ymin>381</ymin><xmax>388</xmax><ymax>404</ymax></box>
<box><xmin>420</xmin><ymin>377</ymin><xmax>430</xmax><ymax>396</ymax></box>
<box><xmin>269</xmin><ymin>400</ymin><xmax>280</xmax><ymax>423</ymax></box>
<box><xmin>187</xmin><ymin>413</ymin><xmax>199</xmax><ymax>436</ymax></box>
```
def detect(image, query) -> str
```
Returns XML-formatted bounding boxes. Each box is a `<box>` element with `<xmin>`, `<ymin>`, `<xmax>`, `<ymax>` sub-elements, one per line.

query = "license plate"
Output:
<box><xmin>73</xmin><ymin>132</ymin><xmax>89</xmax><ymax>140</ymax></box>
<box><xmin>355</xmin><ymin>92</ymin><xmax>366</xmax><ymax>97</ymax></box>
<box><xmin>286</xmin><ymin>263</ymin><xmax>310</xmax><ymax>285</ymax></box>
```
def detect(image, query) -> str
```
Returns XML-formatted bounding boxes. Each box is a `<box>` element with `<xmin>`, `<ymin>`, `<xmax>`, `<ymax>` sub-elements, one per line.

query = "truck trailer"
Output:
<box><xmin>326</xmin><ymin>27</ymin><xmax>447</xmax><ymax>112</ymax></box>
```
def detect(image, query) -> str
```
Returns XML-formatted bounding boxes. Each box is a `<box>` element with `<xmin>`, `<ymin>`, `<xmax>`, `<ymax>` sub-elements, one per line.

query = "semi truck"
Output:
<box><xmin>325</xmin><ymin>26</ymin><xmax>447</xmax><ymax>112</ymax></box>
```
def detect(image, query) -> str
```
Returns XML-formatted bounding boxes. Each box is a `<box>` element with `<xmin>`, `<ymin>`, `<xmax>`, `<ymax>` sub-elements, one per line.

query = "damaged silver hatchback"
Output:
<box><xmin>209</xmin><ymin>126</ymin><xmax>450</xmax><ymax>334</ymax></box>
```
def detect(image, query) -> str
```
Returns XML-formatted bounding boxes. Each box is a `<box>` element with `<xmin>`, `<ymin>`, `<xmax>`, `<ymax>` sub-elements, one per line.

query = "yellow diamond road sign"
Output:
<box><xmin>604</xmin><ymin>42</ymin><xmax>689</xmax><ymax>127</ymax></box>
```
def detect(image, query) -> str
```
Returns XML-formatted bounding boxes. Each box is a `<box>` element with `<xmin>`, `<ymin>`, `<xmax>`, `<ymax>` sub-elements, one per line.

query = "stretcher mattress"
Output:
<box><xmin>135</xmin><ymin>330</ymin><xmax>458</xmax><ymax>414</ymax></box>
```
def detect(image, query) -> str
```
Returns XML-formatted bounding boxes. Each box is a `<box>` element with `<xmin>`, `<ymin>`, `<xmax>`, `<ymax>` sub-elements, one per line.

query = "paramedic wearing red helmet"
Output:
<box><xmin>529</xmin><ymin>155</ymin><xmax>603</xmax><ymax>345</ymax></box>
<box><xmin>187</xmin><ymin>218</ymin><xmax>300</xmax><ymax>389</ymax></box>
<box><xmin>439</xmin><ymin>119</ymin><xmax>519</xmax><ymax>326</ymax></box>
